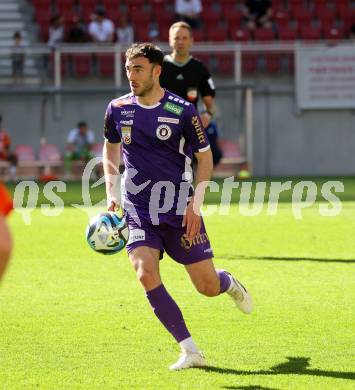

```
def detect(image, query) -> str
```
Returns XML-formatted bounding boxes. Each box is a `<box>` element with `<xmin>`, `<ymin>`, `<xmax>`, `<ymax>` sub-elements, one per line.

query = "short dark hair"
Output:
<box><xmin>13</xmin><ymin>31</ymin><xmax>22</xmax><ymax>39</ymax></box>
<box><xmin>77</xmin><ymin>121</ymin><xmax>87</xmax><ymax>128</ymax></box>
<box><xmin>125</xmin><ymin>43</ymin><xmax>164</xmax><ymax>67</ymax></box>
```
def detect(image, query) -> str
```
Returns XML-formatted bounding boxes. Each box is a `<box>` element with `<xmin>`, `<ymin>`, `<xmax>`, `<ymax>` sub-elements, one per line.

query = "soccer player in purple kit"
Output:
<box><xmin>103</xmin><ymin>43</ymin><xmax>253</xmax><ymax>370</ymax></box>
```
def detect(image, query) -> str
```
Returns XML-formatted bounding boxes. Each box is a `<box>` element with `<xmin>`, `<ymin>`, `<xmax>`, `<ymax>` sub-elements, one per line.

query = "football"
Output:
<box><xmin>86</xmin><ymin>212</ymin><xmax>129</xmax><ymax>255</ymax></box>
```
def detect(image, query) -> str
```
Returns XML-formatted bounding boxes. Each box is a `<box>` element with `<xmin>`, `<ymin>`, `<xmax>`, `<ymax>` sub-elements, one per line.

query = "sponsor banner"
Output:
<box><xmin>296</xmin><ymin>44</ymin><xmax>355</xmax><ymax>109</ymax></box>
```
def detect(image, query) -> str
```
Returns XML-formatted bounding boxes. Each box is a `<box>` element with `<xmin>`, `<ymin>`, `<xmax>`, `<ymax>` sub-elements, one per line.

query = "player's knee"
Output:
<box><xmin>136</xmin><ymin>267</ymin><xmax>159</xmax><ymax>289</ymax></box>
<box><xmin>196</xmin><ymin>281</ymin><xmax>219</xmax><ymax>297</ymax></box>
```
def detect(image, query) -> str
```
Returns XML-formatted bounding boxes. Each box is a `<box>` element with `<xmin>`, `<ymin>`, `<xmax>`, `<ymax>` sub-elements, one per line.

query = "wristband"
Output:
<box><xmin>201</xmin><ymin>110</ymin><xmax>214</xmax><ymax>118</ymax></box>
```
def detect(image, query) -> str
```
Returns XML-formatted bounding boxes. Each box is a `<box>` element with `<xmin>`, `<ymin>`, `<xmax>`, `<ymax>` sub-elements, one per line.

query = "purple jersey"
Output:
<box><xmin>104</xmin><ymin>90</ymin><xmax>210</xmax><ymax>225</ymax></box>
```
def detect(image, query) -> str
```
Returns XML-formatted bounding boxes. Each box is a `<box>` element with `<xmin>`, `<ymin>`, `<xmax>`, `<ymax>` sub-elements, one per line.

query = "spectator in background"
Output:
<box><xmin>47</xmin><ymin>15</ymin><xmax>64</xmax><ymax>49</ymax></box>
<box><xmin>0</xmin><ymin>116</ymin><xmax>18</xmax><ymax>181</ymax></box>
<box><xmin>243</xmin><ymin>0</ymin><xmax>273</xmax><ymax>31</ymax></box>
<box><xmin>11</xmin><ymin>31</ymin><xmax>26</xmax><ymax>84</ymax></box>
<box><xmin>160</xmin><ymin>22</ymin><xmax>222</xmax><ymax>166</ymax></box>
<box><xmin>175</xmin><ymin>0</ymin><xmax>202</xmax><ymax>29</ymax></box>
<box><xmin>116</xmin><ymin>15</ymin><xmax>134</xmax><ymax>45</ymax></box>
<box><xmin>64</xmin><ymin>121</ymin><xmax>95</xmax><ymax>178</ymax></box>
<box><xmin>68</xmin><ymin>16</ymin><xmax>89</xmax><ymax>43</ymax></box>
<box><xmin>0</xmin><ymin>182</ymin><xmax>13</xmax><ymax>282</ymax></box>
<box><xmin>89</xmin><ymin>8</ymin><xmax>114</xmax><ymax>43</ymax></box>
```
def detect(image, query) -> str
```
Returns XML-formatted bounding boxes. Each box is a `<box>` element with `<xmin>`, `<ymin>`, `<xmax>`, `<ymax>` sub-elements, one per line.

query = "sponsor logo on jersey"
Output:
<box><xmin>176</xmin><ymin>73</ymin><xmax>184</xmax><ymax>80</ymax></box>
<box><xmin>191</xmin><ymin>115</ymin><xmax>206</xmax><ymax>144</ymax></box>
<box><xmin>180</xmin><ymin>232</ymin><xmax>210</xmax><ymax>252</ymax></box>
<box><xmin>121</xmin><ymin>126</ymin><xmax>132</xmax><ymax>144</ymax></box>
<box><xmin>121</xmin><ymin>109</ymin><xmax>135</xmax><ymax>118</ymax></box>
<box><xmin>163</xmin><ymin>102</ymin><xmax>184</xmax><ymax>116</ymax></box>
<box><xmin>120</xmin><ymin>120</ymin><xmax>133</xmax><ymax>125</ymax></box>
<box><xmin>157</xmin><ymin>116</ymin><xmax>179</xmax><ymax>124</ymax></box>
<box><xmin>127</xmin><ymin>229</ymin><xmax>145</xmax><ymax>245</ymax></box>
<box><xmin>156</xmin><ymin>124</ymin><xmax>172</xmax><ymax>140</ymax></box>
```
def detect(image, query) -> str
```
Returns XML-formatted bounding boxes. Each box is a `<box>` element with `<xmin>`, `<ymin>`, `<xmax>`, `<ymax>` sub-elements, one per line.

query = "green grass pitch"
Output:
<box><xmin>0</xmin><ymin>179</ymin><xmax>354</xmax><ymax>389</ymax></box>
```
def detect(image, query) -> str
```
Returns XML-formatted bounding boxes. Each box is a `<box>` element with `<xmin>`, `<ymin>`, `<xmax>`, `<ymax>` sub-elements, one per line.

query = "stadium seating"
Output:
<box><xmin>29</xmin><ymin>0</ymin><xmax>355</xmax><ymax>76</ymax></box>
<box><xmin>38</xmin><ymin>143</ymin><xmax>63</xmax><ymax>176</ymax></box>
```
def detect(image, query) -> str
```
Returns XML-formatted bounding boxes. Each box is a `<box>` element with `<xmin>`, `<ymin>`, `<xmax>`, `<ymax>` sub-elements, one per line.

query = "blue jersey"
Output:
<box><xmin>104</xmin><ymin>90</ymin><xmax>210</xmax><ymax>224</ymax></box>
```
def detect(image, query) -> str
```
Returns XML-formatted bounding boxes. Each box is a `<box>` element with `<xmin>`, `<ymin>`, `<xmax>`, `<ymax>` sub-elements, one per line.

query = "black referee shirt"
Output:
<box><xmin>160</xmin><ymin>55</ymin><xmax>216</xmax><ymax>108</ymax></box>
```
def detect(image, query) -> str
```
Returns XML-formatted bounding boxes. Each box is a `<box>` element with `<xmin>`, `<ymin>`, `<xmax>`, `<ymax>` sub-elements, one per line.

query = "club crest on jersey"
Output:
<box><xmin>156</xmin><ymin>124</ymin><xmax>172</xmax><ymax>141</ymax></box>
<box><xmin>121</xmin><ymin>126</ymin><xmax>132</xmax><ymax>144</ymax></box>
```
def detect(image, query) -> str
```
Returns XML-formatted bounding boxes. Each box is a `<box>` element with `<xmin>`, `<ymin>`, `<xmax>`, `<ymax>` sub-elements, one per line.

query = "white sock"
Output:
<box><xmin>179</xmin><ymin>337</ymin><xmax>198</xmax><ymax>354</ymax></box>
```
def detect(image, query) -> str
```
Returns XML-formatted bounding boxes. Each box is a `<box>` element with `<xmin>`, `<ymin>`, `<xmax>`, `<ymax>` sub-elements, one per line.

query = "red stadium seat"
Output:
<box><xmin>135</xmin><ymin>25</ymin><xmax>151</xmax><ymax>41</ymax></box>
<box><xmin>222</xmin><ymin>8</ymin><xmax>243</xmax><ymax>28</ymax></box>
<box><xmin>32</xmin><ymin>0</ymin><xmax>51</xmax><ymax>6</ymax></box>
<box><xmin>300</xmin><ymin>25</ymin><xmax>322</xmax><ymax>40</ymax></box>
<box><xmin>39</xmin><ymin>144</ymin><xmax>62</xmax><ymax>162</ymax></box>
<box><xmin>105</xmin><ymin>6</ymin><xmax>121</xmax><ymax>23</ymax></box>
<box><xmin>273</xmin><ymin>9</ymin><xmax>291</xmax><ymax>29</ymax></box>
<box><xmin>242</xmin><ymin>53</ymin><xmax>258</xmax><ymax>74</ymax></box>
<box><xmin>206</xmin><ymin>26</ymin><xmax>228</xmax><ymax>42</ymax></box>
<box><xmin>82</xmin><ymin>7</ymin><xmax>96</xmax><ymax>24</ymax></box>
<box><xmin>254</xmin><ymin>28</ymin><xmax>275</xmax><ymax>41</ymax></box>
<box><xmin>264</xmin><ymin>53</ymin><xmax>282</xmax><ymax>73</ymax></box>
<box><xmin>15</xmin><ymin>145</ymin><xmax>36</xmax><ymax>162</ymax></box>
<box><xmin>72</xmin><ymin>54</ymin><xmax>92</xmax><ymax>76</ymax></box>
<box><xmin>230</xmin><ymin>28</ymin><xmax>250</xmax><ymax>42</ymax></box>
<box><xmin>192</xmin><ymin>28</ymin><xmax>206</xmax><ymax>42</ymax></box>
<box><xmin>288</xmin><ymin>0</ymin><xmax>306</xmax><ymax>6</ymax></box>
<box><xmin>201</xmin><ymin>6</ymin><xmax>222</xmax><ymax>25</ymax></box>
<box><xmin>130</xmin><ymin>10</ymin><xmax>152</xmax><ymax>25</ymax></box>
<box><xmin>323</xmin><ymin>26</ymin><xmax>345</xmax><ymax>41</ymax></box>
<box><xmin>216</xmin><ymin>54</ymin><xmax>234</xmax><ymax>75</ymax></box>
<box><xmin>314</xmin><ymin>7</ymin><xmax>336</xmax><ymax>27</ymax></box>
<box><xmin>154</xmin><ymin>10</ymin><xmax>174</xmax><ymax>26</ymax></box>
<box><xmin>278</xmin><ymin>26</ymin><xmax>298</xmax><ymax>41</ymax></box>
<box><xmin>56</xmin><ymin>0</ymin><xmax>73</xmax><ymax>11</ymax></box>
<box><xmin>97</xmin><ymin>54</ymin><xmax>114</xmax><ymax>77</ymax></box>
<box><xmin>34</xmin><ymin>8</ymin><xmax>52</xmax><ymax>23</ymax></box>
<box><xmin>292</xmin><ymin>6</ymin><xmax>313</xmax><ymax>25</ymax></box>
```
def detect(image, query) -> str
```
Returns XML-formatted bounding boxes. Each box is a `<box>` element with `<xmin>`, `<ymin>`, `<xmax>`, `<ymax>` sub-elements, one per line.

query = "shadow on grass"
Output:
<box><xmin>222</xmin><ymin>386</ymin><xmax>279</xmax><ymax>390</ymax></box>
<box><xmin>198</xmin><ymin>357</ymin><xmax>355</xmax><ymax>381</ymax></box>
<box><xmin>223</xmin><ymin>255</ymin><xmax>355</xmax><ymax>264</ymax></box>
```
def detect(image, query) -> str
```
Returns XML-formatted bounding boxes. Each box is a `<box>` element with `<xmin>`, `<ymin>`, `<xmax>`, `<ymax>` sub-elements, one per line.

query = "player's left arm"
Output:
<box><xmin>182</xmin><ymin>105</ymin><xmax>213</xmax><ymax>240</ymax></box>
<box><xmin>183</xmin><ymin>148</ymin><xmax>213</xmax><ymax>240</ymax></box>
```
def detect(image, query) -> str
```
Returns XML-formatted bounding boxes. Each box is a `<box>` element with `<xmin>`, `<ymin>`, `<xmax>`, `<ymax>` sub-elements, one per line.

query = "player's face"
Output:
<box><xmin>169</xmin><ymin>27</ymin><xmax>193</xmax><ymax>56</ymax></box>
<box><xmin>125</xmin><ymin>56</ymin><xmax>160</xmax><ymax>97</ymax></box>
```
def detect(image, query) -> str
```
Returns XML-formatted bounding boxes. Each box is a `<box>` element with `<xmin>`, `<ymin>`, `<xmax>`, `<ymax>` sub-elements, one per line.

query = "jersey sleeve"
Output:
<box><xmin>0</xmin><ymin>183</ymin><xmax>13</xmax><ymax>216</ymax></box>
<box><xmin>183</xmin><ymin>104</ymin><xmax>210</xmax><ymax>153</ymax></box>
<box><xmin>198</xmin><ymin>63</ymin><xmax>216</xmax><ymax>98</ymax></box>
<box><xmin>104</xmin><ymin>102</ymin><xmax>121</xmax><ymax>143</ymax></box>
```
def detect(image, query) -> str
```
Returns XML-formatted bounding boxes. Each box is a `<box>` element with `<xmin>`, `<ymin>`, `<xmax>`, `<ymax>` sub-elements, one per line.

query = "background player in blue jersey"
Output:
<box><xmin>103</xmin><ymin>43</ymin><xmax>252</xmax><ymax>370</ymax></box>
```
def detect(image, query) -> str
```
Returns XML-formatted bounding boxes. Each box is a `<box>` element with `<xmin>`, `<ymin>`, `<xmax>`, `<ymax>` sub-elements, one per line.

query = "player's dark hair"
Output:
<box><xmin>169</xmin><ymin>21</ymin><xmax>192</xmax><ymax>36</ymax></box>
<box><xmin>125</xmin><ymin>43</ymin><xmax>164</xmax><ymax>67</ymax></box>
<box><xmin>77</xmin><ymin>121</ymin><xmax>87</xmax><ymax>128</ymax></box>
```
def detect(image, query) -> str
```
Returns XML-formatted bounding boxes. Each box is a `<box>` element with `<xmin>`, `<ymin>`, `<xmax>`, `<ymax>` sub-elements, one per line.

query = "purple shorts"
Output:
<box><xmin>125</xmin><ymin>212</ymin><xmax>214</xmax><ymax>265</ymax></box>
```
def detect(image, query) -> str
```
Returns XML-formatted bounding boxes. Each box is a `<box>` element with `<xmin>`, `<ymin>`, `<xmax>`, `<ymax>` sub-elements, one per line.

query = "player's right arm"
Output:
<box><xmin>103</xmin><ymin>140</ymin><xmax>121</xmax><ymax>211</ymax></box>
<box><xmin>103</xmin><ymin>102</ymin><xmax>122</xmax><ymax>211</ymax></box>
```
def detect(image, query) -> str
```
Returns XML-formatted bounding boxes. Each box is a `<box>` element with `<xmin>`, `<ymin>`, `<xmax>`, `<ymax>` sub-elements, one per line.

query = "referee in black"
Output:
<box><xmin>160</xmin><ymin>21</ymin><xmax>216</xmax><ymax>130</ymax></box>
